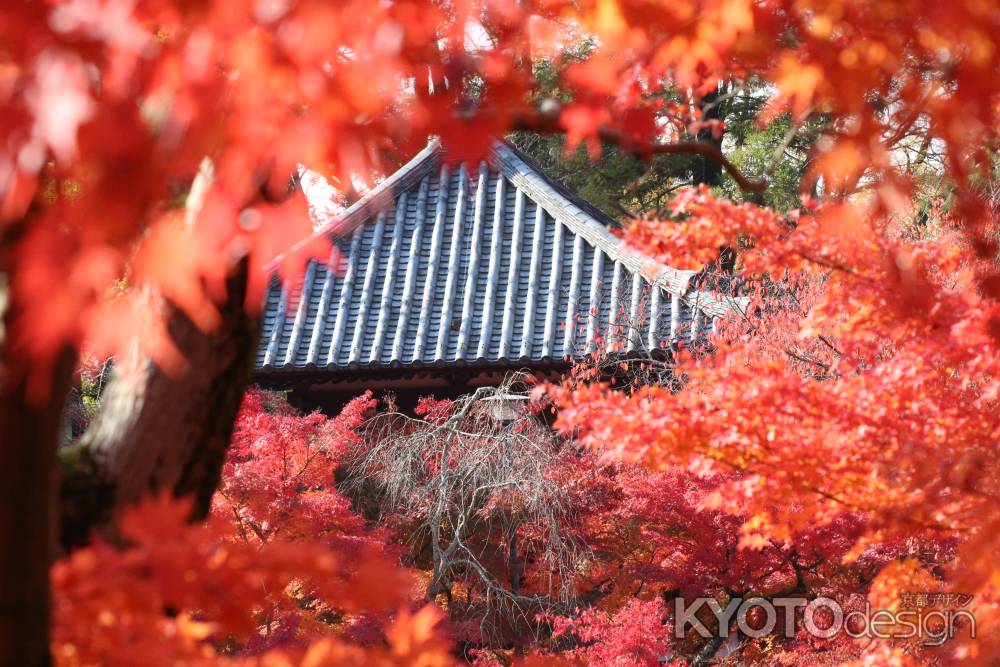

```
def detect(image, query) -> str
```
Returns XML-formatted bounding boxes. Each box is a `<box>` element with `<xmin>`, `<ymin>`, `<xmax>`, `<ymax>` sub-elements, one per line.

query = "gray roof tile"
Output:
<box><xmin>256</xmin><ymin>140</ymin><xmax>744</xmax><ymax>374</ymax></box>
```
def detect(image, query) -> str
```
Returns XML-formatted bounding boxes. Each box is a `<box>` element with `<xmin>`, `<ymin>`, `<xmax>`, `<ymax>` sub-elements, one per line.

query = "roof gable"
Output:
<box><xmin>256</xmin><ymin>140</ymin><xmax>738</xmax><ymax>374</ymax></box>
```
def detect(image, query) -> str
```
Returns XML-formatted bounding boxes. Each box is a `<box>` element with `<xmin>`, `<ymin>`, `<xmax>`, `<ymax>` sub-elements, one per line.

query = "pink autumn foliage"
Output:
<box><xmin>549</xmin><ymin>598</ymin><xmax>678</xmax><ymax>667</ymax></box>
<box><xmin>211</xmin><ymin>388</ymin><xmax>388</xmax><ymax>557</ymax></box>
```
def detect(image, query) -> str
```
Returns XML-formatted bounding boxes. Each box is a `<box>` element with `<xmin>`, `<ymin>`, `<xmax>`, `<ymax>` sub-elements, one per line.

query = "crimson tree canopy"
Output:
<box><xmin>1</xmin><ymin>0</ymin><xmax>999</xmax><ymax>665</ymax></box>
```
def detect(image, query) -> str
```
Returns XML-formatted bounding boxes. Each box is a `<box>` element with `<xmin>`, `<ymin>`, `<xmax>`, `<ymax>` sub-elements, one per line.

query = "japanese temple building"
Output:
<box><xmin>253</xmin><ymin>139</ymin><xmax>739</xmax><ymax>411</ymax></box>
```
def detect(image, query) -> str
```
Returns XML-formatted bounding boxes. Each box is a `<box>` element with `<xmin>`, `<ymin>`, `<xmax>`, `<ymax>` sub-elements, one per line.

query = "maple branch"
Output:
<box><xmin>222</xmin><ymin>496</ymin><xmax>253</xmax><ymax>545</ymax></box>
<box><xmin>510</xmin><ymin>108</ymin><xmax>768</xmax><ymax>194</ymax></box>
<box><xmin>784</xmin><ymin>348</ymin><xmax>832</xmax><ymax>375</ymax></box>
<box><xmin>797</xmin><ymin>253</ymin><xmax>859</xmax><ymax>276</ymax></box>
<box><xmin>816</xmin><ymin>335</ymin><xmax>843</xmax><ymax>357</ymax></box>
<box><xmin>692</xmin><ymin>635</ymin><xmax>727</xmax><ymax>666</ymax></box>
<box><xmin>882</xmin><ymin>85</ymin><xmax>937</xmax><ymax>149</ymax></box>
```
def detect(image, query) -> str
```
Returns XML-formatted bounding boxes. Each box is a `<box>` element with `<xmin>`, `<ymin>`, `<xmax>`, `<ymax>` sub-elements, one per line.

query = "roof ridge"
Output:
<box><xmin>489</xmin><ymin>142</ymin><xmax>699</xmax><ymax>297</ymax></box>
<box><xmin>490</xmin><ymin>142</ymin><xmax>749</xmax><ymax>317</ymax></box>
<box><xmin>493</xmin><ymin>141</ymin><xmax>623</xmax><ymax>229</ymax></box>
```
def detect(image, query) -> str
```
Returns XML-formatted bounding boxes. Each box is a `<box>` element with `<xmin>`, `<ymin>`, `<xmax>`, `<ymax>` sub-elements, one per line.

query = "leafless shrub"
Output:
<box><xmin>340</xmin><ymin>373</ymin><xmax>587</xmax><ymax>646</ymax></box>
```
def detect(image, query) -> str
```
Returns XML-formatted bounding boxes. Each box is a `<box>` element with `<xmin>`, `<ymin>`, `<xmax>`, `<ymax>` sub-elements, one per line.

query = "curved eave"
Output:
<box><xmin>256</xmin><ymin>354</ymin><xmax>576</xmax><ymax>375</ymax></box>
<box><xmin>252</xmin><ymin>357</ymin><xmax>574</xmax><ymax>390</ymax></box>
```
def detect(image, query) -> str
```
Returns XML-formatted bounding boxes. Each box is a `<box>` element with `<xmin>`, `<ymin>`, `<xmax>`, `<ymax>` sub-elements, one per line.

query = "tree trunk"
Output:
<box><xmin>2</xmin><ymin>157</ymin><xmax>278</xmax><ymax>660</ymax></box>
<box><xmin>0</xmin><ymin>283</ymin><xmax>76</xmax><ymax>666</ymax></box>
<box><xmin>60</xmin><ymin>265</ymin><xmax>260</xmax><ymax>548</ymax></box>
<box><xmin>59</xmin><ymin>158</ymin><xmax>262</xmax><ymax>547</ymax></box>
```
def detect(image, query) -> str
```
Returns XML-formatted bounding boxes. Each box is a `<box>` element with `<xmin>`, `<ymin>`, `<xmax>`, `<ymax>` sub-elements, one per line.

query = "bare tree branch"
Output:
<box><xmin>510</xmin><ymin>108</ymin><xmax>768</xmax><ymax>194</ymax></box>
<box><xmin>341</xmin><ymin>375</ymin><xmax>589</xmax><ymax>646</ymax></box>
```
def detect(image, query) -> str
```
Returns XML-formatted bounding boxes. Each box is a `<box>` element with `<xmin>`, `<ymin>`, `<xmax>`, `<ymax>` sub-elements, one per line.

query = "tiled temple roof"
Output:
<box><xmin>255</xmin><ymin>140</ymin><xmax>742</xmax><ymax>375</ymax></box>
